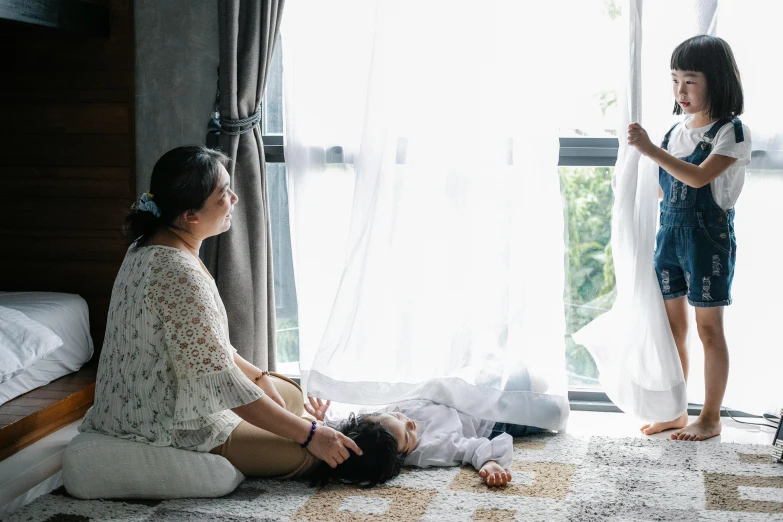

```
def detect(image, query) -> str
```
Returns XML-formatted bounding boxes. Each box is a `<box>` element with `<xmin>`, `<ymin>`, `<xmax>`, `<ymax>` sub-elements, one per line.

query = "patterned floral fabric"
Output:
<box><xmin>79</xmin><ymin>245</ymin><xmax>264</xmax><ymax>452</ymax></box>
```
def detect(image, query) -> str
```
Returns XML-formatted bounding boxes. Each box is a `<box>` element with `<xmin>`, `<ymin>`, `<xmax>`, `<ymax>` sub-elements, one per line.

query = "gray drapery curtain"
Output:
<box><xmin>202</xmin><ymin>0</ymin><xmax>284</xmax><ymax>369</ymax></box>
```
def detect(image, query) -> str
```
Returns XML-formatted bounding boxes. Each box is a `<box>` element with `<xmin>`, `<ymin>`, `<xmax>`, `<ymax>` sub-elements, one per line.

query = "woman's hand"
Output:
<box><xmin>627</xmin><ymin>123</ymin><xmax>655</xmax><ymax>156</ymax></box>
<box><xmin>306</xmin><ymin>424</ymin><xmax>363</xmax><ymax>468</ymax></box>
<box><xmin>478</xmin><ymin>461</ymin><xmax>512</xmax><ymax>487</ymax></box>
<box><xmin>304</xmin><ymin>396</ymin><xmax>331</xmax><ymax>422</ymax></box>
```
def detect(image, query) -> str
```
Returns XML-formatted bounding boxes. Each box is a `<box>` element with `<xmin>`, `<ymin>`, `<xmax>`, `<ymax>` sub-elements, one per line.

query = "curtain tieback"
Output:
<box><xmin>219</xmin><ymin>104</ymin><xmax>262</xmax><ymax>136</ymax></box>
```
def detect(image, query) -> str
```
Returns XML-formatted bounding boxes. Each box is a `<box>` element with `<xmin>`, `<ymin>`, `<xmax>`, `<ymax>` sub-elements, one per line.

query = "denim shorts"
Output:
<box><xmin>654</xmin><ymin>209</ymin><xmax>736</xmax><ymax>307</ymax></box>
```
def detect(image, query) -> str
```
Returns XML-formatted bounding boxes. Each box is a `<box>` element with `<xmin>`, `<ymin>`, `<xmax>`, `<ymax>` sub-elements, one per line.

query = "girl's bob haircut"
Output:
<box><xmin>670</xmin><ymin>35</ymin><xmax>744</xmax><ymax>119</ymax></box>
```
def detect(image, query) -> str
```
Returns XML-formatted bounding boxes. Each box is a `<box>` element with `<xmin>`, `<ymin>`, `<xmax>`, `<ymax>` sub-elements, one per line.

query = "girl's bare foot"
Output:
<box><xmin>671</xmin><ymin>416</ymin><xmax>721</xmax><ymax>441</ymax></box>
<box><xmin>640</xmin><ymin>413</ymin><xmax>688</xmax><ymax>435</ymax></box>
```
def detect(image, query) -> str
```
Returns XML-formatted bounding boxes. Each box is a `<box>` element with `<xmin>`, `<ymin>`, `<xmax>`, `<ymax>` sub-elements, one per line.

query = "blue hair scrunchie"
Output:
<box><xmin>138</xmin><ymin>192</ymin><xmax>161</xmax><ymax>218</ymax></box>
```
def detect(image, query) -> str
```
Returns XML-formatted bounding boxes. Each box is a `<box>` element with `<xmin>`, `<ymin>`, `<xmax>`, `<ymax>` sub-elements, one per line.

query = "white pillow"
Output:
<box><xmin>0</xmin><ymin>306</ymin><xmax>63</xmax><ymax>383</ymax></box>
<box><xmin>63</xmin><ymin>432</ymin><xmax>245</xmax><ymax>499</ymax></box>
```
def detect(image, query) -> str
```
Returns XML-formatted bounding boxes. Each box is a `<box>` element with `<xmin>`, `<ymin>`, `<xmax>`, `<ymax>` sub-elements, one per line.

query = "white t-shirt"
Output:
<box><xmin>665</xmin><ymin>118</ymin><xmax>752</xmax><ymax>210</ymax></box>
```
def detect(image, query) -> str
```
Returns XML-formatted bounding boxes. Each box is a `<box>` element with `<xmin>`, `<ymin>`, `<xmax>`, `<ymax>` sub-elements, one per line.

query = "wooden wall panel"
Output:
<box><xmin>1</xmin><ymin>199</ymin><xmax>129</xmax><ymax>229</ymax></box>
<box><xmin>0</xmin><ymin>0</ymin><xmax>135</xmax><ymax>355</ymax></box>
<box><xmin>1</xmin><ymin>135</ymin><xmax>132</xmax><ymax>166</ymax></box>
<box><xmin>3</xmin><ymin>178</ymin><xmax>130</xmax><ymax>198</ymax></box>
<box><xmin>0</xmin><ymin>70</ymin><xmax>130</xmax><ymax>103</ymax></box>
<box><xmin>0</xmin><ymin>232</ymin><xmax>128</xmax><ymax>261</ymax></box>
<box><xmin>0</xmin><ymin>261</ymin><xmax>121</xmax><ymax>293</ymax></box>
<box><xmin>2</xmin><ymin>103</ymin><xmax>130</xmax><ymax>134</ymax></box>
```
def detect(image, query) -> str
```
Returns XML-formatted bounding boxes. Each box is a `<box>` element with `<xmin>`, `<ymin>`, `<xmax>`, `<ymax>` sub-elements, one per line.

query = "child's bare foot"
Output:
<box><xmin>671</xmin><ymin>416</ymin><xmax>721</xmax><ymax>441</ymax></box>
<box><xmin>640</xmin><ymin>413</ymin><xmax>688</xmax><ymax>435</ymax></box>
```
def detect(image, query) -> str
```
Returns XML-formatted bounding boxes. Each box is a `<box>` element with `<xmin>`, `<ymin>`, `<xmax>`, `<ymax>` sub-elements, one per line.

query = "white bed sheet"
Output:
<box><xmin>0</xmin><ymin>292</ymin><xmax>94</xmax><ymax>405</ymax></box>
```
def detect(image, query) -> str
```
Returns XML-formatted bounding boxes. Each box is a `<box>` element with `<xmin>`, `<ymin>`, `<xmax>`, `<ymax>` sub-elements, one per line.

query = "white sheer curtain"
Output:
<box><xmin>576</xmin><ymin>0</ymin><xmax>783</xmax><ymax>419</ymax></box>
<box><xmin>283</xmin><ymin>0</ymin><xmax>569</xmax><ymax>429</ymax></box>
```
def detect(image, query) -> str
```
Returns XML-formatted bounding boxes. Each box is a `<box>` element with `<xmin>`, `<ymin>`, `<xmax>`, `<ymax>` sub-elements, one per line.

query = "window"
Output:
<box><xmin>263</xmin><ymin>1</ymin><xmax>625</xmax><ymax>384</ymax></box>
<box><xmin>560</xmin><ymin>165</ymin><xmax>614</xmax><ymax>388</ymax></box>
<box><xmin>261</xmin><ymin>36</ymin><xmax>300</xmax><ymax>375</ymax></box>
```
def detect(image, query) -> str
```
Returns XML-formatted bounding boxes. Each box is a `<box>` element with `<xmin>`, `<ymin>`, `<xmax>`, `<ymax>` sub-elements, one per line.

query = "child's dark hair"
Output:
<box><xmin>670</xmin><ymin>35</ymin><xmax>743</xmax><ymax>119</ymax></box>
<box><xmin>124</xmin><ymin>146</ymin><xmax>230</xmax><ymax>247</ymax></box>
<box><xmin>310</xmin><ymin>413</ymin><xmax>405</xmax><ymax>488</ymax></box>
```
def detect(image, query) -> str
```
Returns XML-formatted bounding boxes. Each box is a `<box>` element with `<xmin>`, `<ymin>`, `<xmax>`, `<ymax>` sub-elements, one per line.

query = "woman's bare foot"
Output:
<box><xmin>670</xmin><ymin>416</ymin><xmax>721</xmax><ymax>441</ymax></box>
<box><xmin>640</xmin><ymin>413</ymin><xmax>688</xmax><ymax>435</ymax></box>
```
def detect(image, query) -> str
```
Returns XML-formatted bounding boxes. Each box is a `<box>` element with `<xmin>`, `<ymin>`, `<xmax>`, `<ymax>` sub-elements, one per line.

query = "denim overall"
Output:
<box><xmin>654</xmin><ymin>118</ymin><xmax>744</xmax><ymax>307</ymax></box>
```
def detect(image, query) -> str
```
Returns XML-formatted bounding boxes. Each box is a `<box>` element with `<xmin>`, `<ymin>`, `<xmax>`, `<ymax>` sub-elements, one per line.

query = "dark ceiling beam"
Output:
<box><xmin>0</xmin><ymin>0</ymin><xmax>109</xmax><ymax>37</ymax></box>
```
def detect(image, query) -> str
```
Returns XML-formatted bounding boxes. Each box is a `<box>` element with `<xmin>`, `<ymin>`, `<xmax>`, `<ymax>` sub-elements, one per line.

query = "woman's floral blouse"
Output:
<box><xmin>79</xmin><ymin>245</ymin><xmax>264</xmax><ymax>451</ymax></box>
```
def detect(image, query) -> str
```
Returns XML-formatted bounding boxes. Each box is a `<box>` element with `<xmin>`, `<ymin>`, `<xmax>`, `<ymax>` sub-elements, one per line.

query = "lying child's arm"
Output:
<box><xmin>479</xmin><ymin>460</ymin><xmax>512</xmax><ymax>487</ymax></box>
<box><xmin>466</xmin><ymin>433</ymin><xmax>513</xmax><ymax>487</ymax></box>
<box><xmin>304</xmin><ymin>396</ymin><xmax>331</xmax><ymax>421</ymax></box>
<box><xmin>407</xmin><ymin>432</ymin><xmax>514</xmax><ymax>487</ymax></box>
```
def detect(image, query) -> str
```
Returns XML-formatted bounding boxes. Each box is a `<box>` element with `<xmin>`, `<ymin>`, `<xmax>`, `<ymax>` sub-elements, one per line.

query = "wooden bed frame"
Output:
<box><xmin>0</xmin><ymin>0</ymin><xmax>134</xmax><ymax>462</ymax></box>
<box><xmin>0</xmin><ymin>363</ymin><xmax>98</xmax><ymax>461</ymax></box>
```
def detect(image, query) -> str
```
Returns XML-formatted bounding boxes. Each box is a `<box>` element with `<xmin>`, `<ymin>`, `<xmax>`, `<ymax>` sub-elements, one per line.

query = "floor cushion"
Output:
<box><xmin>63</xmin><ymin>432</ymin><xmax>244</xmax><ymax>499</ymax></box>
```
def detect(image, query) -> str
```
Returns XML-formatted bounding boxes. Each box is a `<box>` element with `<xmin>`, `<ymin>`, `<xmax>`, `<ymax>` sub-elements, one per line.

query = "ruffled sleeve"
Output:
<box><xmin>146</xmin><ymin>253</ymin><xmax>264</xmax><ymax>421</ymax></box>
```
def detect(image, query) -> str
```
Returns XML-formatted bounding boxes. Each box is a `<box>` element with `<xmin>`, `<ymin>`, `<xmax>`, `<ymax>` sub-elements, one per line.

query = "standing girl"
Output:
<box><xmin>627</xmin><ymin>35</ymin><xmax>751</xmax><ymax>441</ymax></box>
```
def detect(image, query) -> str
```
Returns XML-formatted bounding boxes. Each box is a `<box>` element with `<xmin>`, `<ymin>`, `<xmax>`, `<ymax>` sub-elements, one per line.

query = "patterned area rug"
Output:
<box><xmin>6</xmin><ymin>433</ymin><xmax>783</xmax><ymax>521</ymax></box>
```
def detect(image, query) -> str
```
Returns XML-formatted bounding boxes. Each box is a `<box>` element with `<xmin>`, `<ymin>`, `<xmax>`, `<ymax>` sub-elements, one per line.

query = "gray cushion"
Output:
<box><xmin>63</xmin><ymin>432</ymin><xmax>244</xmax><ymax>499</ymax></box>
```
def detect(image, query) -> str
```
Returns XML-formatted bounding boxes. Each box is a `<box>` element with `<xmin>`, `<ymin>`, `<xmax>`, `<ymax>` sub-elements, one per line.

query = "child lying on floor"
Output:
<box><xmin>306</xmin><ymin>397</ymin><xmax>541</xmax><ymax>487</ymax></box>
<box><xmin>305</xmin><ymin>368</ymin><xmax>564</xmax><ymax>488</ymax></box>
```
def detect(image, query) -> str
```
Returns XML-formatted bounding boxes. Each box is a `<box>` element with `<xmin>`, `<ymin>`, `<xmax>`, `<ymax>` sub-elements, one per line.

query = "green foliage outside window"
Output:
<box><xmin>276</xmin><ymin>317</ymin><xmax>300</xmax><ymax>364</ymax></box>
<box><xmin>560</xmin><ymin>166</ymin><xmax>616</xmax><ymax>386</ymax></box>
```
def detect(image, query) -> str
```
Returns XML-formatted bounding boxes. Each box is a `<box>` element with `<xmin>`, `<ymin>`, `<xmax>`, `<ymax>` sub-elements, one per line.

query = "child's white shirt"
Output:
<box><xmin>384</xmin><ymin>400</ymin><xmax>513</xmax><ymax>470</ymax></box>
<box><xmin>665</xmin><ymin>118</ymin><xmax>752</xmax><ymax>210</ymax></box>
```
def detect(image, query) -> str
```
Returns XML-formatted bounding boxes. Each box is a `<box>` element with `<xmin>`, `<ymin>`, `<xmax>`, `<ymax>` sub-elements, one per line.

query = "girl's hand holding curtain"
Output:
<box><xmin>304</xmin><ymin>396</ymin><xmax>331</xmax><ymax>422</ymax></box>
<box><xmin>628</xmin><ymin>123</ymin><xmax>655</xmax><ymax>156</ymax></box>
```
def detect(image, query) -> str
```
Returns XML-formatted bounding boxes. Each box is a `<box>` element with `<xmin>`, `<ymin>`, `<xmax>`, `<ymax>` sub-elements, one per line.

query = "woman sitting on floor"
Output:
<box><xmin>78</xmin><ymin>146</ymin><xmax>361</xmax><ymax>480</ymax></box>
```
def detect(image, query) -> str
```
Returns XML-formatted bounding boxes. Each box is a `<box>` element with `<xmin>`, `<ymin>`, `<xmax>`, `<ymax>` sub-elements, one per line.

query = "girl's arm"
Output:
<box><xmin>628</xmin><ymin>123</ymin><xmax>737</xmax><ymax>188</ymax></box>
<box><xmin>233</xmin><ymin>352</ymin><xmax>287</xmax><ymax>409</ymax></box>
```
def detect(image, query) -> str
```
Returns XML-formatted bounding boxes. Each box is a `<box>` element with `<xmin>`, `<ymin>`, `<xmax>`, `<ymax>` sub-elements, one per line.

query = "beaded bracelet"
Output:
<box><xmin>301</xmin><ymin>419</ymin><xmax>317</xmax><ymax>448</ymax></box>
<box><xmin>253</xmin><ymin>370</ymin><xmax>270</xmax><ymax>382</ymax></box>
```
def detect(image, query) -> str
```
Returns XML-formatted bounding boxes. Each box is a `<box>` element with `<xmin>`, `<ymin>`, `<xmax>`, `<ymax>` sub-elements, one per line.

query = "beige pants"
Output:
<box><xmin>210</xmin><ymin>373</ymin><xmax>320</xmax><ymax>479</ymax></box>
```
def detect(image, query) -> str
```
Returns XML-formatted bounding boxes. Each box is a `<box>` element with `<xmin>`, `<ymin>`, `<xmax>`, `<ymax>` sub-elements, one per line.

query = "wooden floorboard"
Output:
<box><xmin>0</xmin><ymin>364</ymin><xmax>97</xmax><ymax>461</ymax></box>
